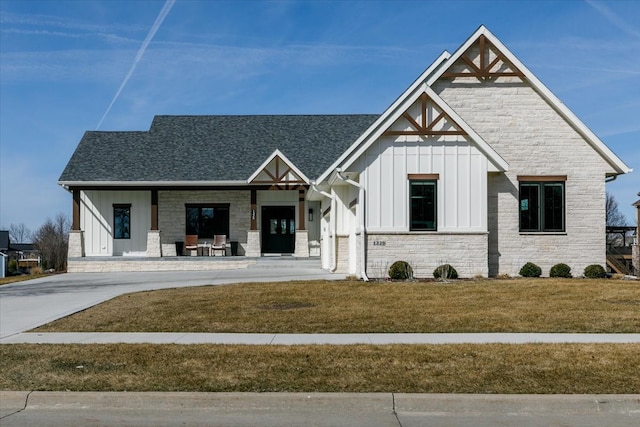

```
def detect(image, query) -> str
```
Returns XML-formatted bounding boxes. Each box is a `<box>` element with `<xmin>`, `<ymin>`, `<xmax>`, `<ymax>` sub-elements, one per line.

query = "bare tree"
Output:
<box><xmin>8</xmin><ymin>223</ymin><xmax>32</xmax><ymax>243</ymax></box>
<box><xmin>606</xmin><ymin>192</ymin><xmax>628</xmax><ymax>227</ymax></box>
<box><xmin>33</xmin><ymin>213</ymin><xmax>70</xmax><ymax>271</ymax></box>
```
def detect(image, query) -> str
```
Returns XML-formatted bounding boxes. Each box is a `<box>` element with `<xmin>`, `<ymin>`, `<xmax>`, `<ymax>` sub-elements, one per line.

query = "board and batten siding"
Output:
<box><xmin>353</xmin><ymin>137</ymin><xmax>489</xmax><ymax>232</ymax></box>
<box><xmin>80</xmin><ymin>190</ymin><xmax>151</xmax><ymax>256</ymax></box>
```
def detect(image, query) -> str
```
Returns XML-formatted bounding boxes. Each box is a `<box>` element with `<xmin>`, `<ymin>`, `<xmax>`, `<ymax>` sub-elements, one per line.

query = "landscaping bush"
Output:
<box><xmin>550</xmin><ymin>263</ymin><xmax>572</xmax><ymax>278</ymax></box>
<box><xmin>584</xmin><ymin>264</ymin><xmax>606</xmax><ymax>279</ymax></box>
<box><xmin>433</xmin><ymin>264</ymin><xmax>458</xmax><ymax>280</ymax></box>
<box><xmin>519</xmin><ymin>262</ymin><xmax>542</xmax><ymax>278</ymax></box>
<box><xmin>388</xmin><ymin>261</ymin><xmax>413</xmax><ymax>280</ymax></box>
<box><xmin>8</xmin><ymin>259</ymin><xmax>17</xmax><ymax>274</ymax></box>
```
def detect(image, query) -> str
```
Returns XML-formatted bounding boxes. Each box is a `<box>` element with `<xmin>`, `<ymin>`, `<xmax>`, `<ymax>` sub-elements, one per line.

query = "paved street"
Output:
<box><xmin>2</xmin><ymin>392</ymin><xmax>639</xmax><ymax>427</ymax></box>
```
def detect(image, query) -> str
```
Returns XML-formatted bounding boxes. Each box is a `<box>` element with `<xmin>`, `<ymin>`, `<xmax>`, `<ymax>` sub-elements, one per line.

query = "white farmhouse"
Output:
<box><xmin>59</xmin><ymin>26</ymin><xmax>631</xmax><ymax>277</ymax></box>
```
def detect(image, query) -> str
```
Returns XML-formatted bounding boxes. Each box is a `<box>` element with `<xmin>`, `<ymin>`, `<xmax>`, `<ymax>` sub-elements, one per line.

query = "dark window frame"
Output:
<box><xmin>113</xmin><ymin>204</ymin><xmax>131</xmax><ymax>240</ymax></box>
<box><xmin>409</xmin><ymin>177</ymin><xmax>438</xmax><ymax>232</ymax></box>
<box><xmin>518</xmin><ymin>177</ymin><xmax>566</xmax><ymax>232</ymax></box>
<box><xmin>185</xmin><ymin>203</ymin><xmax>230</xmax><ymax>238</ymax></box>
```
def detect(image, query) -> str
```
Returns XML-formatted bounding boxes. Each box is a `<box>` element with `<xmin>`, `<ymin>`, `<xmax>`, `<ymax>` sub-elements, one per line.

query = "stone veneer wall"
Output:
<box><xmin>67</xmin><ymin>259</ymin><xmax>252</xmax><ymax>273</ymax></box>
<box><xmin>365</xmin><ymin>233</ymin><xmax>488</xmax><ymax>279</ymax></box>
<box><xmin>334</xmin><ymin>235</ymin><xmax>350</xmax><ymax>274</ymax></box>
<box><xmin>433</xmin><ymin>77</ymin><xmax>610</xmax><ymax>277</ymax></box>
<box><xmin>158</xmin><ymin>190</ymin><xmax>251</xmax><ymax>256</ymax></box>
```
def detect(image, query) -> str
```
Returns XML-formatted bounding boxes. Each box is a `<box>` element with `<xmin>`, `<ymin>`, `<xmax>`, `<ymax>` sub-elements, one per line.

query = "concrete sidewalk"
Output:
<box><xmin>2</xmin><ymin>391</ymin><xmax>639</xmax><ymax>427</ymax></box>
<box><xmin>3</xmin><ymin>332</ymin><xmax>640</xmax><ymax>345</ymax></box>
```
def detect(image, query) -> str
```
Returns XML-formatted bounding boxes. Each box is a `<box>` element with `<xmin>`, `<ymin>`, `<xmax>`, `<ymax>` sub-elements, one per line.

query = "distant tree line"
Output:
<box><xmin>6</xmin><ymin>213</ymin><xmax>70</xmax><ymax>271</ymax></box>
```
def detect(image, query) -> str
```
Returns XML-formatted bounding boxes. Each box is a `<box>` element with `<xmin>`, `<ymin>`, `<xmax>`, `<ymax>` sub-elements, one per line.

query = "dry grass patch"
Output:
<box><xmin>0</xmin><ymin>273</ymin><xmax>49</xmax><ymax>286</ymax></box>
<box><xmin>1</xmin><ymin>344</ymin><xmax>638</xmax><ymax>393</ymax></box>
<box><xmin>35</xmin><ymin>279</ymin><xmax>640</xmax><ymax>333</ymax></box>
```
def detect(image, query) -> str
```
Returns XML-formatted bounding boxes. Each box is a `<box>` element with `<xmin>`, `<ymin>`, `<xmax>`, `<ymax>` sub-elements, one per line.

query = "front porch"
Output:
<box><xmin>67</xmin><ymin>255</ymin><xmax>323</xmax><ymax>273</ymax></box>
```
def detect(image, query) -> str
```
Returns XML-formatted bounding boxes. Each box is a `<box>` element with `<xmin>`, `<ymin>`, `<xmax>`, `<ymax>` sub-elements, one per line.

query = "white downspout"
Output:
<box><xmin>335</xmin><ymin>169</ymin><xmax>369</xmax><ymax>281</ymax></box>
<box><xmin>311</xmin><ymin>183</ymin><xmax>337</xmax><ymax>273</ymax></box>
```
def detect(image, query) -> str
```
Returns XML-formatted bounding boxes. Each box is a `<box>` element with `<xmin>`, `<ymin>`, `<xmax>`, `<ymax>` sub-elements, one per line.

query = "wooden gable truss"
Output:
<box><xmin>441</xmin><ymin>34</ymin><xmax>524</xmax><ymax>81</ymax></box>
<box><xmin>248</xmin><ymin>150</ymin><xmax>309</xmax><ymax>190</ymax></box>
<box><xmin>382</xmin><ymin>92</ymin><xmax>467</xmax><ymax>138</ymax></box>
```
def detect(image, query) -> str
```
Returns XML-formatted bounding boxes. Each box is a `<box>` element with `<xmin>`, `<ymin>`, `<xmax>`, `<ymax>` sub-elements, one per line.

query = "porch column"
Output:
<box><xmin>151</xmin><ymin>190</ymin><xmax>158</xmax><ymax>230</ymax></box>
<box><xmin>146</xmin><ymin>189</ymin><xmax>162</xmax><ymax>257</ymax></box>
<box><xmin>294</xmin><ymin>188</ymin><xmax>310</xmax><ymax>258</ymax></box>
<box><xmin>68</xmin><ymin>189</ymin><xmax>84</xmax><ymax>258</ymax></box>
<box><xmin>246</xmin><ymin>189</ymin><xmax>261</xmax><ymax>257</ymax></box>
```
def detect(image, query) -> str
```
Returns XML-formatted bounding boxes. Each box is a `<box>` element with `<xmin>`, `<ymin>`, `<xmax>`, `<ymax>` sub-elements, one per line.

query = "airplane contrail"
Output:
<box><xmin>96</xmin><ymin>0</ymin><xmax>176</xmax><ymax>130</ymax></box>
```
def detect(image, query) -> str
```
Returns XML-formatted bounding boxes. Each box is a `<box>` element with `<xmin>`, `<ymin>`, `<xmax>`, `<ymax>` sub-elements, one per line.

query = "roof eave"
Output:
<box><xmin>315</xmin><ymin>50</ymin><xmax>452</xmax><ymax>185</ymax></box>
<box><xmin>58</xmin><ymin>180</ymin><xmax>248</xmax><ymax>189</ymax></box>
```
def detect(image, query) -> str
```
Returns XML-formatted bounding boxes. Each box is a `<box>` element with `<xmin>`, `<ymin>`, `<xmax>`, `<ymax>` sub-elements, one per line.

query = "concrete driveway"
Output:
<box><xmin>0</xmin><ymin>262</ymin><xmax>342</xmax><ymax>339</ymax></box>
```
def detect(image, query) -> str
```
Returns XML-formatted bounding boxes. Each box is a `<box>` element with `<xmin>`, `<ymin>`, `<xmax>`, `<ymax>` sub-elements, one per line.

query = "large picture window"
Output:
<box><xmin>519</xmin><ymin>178</ymin><xmax>565</xmax><ymax>232</ymax></box>
<box><xmin>113</xmin><ymin>204</ymin><xmax>131</xmax><ymax>239</ymax></box>
<box><xmin>409</xmin><ymin>180</ymin><xmax>437</xmax><ymax>231</ymax></box>
<box><xmin>185</xmin><ymin>204</ymin><xmax>230</xmax><ymax>238</ymax></box>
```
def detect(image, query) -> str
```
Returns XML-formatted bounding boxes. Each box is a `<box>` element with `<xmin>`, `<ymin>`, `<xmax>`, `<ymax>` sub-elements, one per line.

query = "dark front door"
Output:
<box><xmin>262</xmin><ymin>206</ymin><xmax>295</xmax><ymax>254</ymax></box>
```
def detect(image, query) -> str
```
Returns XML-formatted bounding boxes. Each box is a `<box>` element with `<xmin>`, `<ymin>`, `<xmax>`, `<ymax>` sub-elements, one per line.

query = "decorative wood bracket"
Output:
<box><xmin>382</xmin><ymin>92</ymin><xmax>467</xmax><ymax>137</ymax></box>
<box><xmin>442</xmin><ymin>35</ymin><xmax>524</xmax><ymax>81</ymax></box>
<box><xmin>248</xmin><ymin>150</ymin><xmax>309</xmax><ymax>190</ymax></box>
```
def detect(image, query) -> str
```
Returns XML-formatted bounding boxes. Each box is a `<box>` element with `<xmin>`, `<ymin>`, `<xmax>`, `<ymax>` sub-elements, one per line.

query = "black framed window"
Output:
<box><xmin>410</xmin><ymin>180</ymin><xmax>437</xmax><ymax>231</ymax></box>
<box><xmin>519</xmin><ymin>181</ymin><xmax>565</xmax><ymax>232</ymax></box>
<box><xmin>185</xmin><ymin>204</ymin><xmax>230</xmax><ymax>238</ymax></box>
<box><xmin>113</xmin><ymin>204</ymin><xmax>131</xmax><ymax>239</ymax></box>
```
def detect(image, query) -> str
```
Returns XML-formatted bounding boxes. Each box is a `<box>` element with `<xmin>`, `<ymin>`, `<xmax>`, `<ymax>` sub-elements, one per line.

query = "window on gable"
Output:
<box><xmin>185</xmin><ymin>204</ymin><xmax>230</xmax><ymax>238</ymax></box>
<box><xmin>409</xmin><ymin>178</ymin><xmax>437</xmax><ymax>231</ymax></box>
<box><xmin>518</xmin><ymin>177</ymin><xmax>565</xmax><ymax>232</ymax></box>
<box><xmin>113</xmin><ymin>204</ymin><xmax>131</xmax><ymax>239</ymax></box>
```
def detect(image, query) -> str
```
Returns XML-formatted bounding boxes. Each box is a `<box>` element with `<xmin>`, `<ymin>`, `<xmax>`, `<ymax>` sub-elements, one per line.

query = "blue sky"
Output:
<box><xmin>1</xmin><ymin>0</ymin><xmax>638</xmax><ymax>234</ymax></box>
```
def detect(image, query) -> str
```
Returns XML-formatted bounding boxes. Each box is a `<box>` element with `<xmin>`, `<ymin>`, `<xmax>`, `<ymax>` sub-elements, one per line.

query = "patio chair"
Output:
<box><xmin>211</xmin><ymin>234</ymin><xmax>227</xmax><ymax>256</ymax></box>
<box><xmin>185</xmin><ymin>234</ymin><xmax>199</xmax><ymax>256</ymax></box>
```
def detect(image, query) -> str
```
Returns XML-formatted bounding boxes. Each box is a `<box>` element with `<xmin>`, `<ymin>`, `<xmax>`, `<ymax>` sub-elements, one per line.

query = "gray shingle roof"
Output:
<box><xmin>59</xmin><ymin>115</ymin><xmax>379</xmax><ymax>184</ymax></box>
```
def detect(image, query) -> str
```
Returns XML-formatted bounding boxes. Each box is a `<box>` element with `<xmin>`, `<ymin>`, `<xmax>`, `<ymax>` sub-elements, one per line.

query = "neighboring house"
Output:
<box><xmin>0</xmin><ymin>231</ymin><xmax>8</xmax><ymax>278</ymax></box>
<box><xmin>59</xmin><ymin>26</ymin><xmax>631</xmax><ymax>278</ymax></box>
<box><xmin>0</xmin><ymin>231</ymin><xmax>40</xmax><ymax>276</ymax></box>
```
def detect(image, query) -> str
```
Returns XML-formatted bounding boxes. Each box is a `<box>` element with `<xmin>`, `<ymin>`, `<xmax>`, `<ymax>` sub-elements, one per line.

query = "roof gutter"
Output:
<box><xmin>58</xmin><ymin>180</ymin><xmax>249</xmax><ymax>190</ymax></box>
<box><xmin>311</xmin><ymin>182</ymin><xmax>337</xmax><ymax>273</ymax></box>
<box><xmin>335</xmin><ymin>169</ymin><xmax>369</xmax><ymax>282</ymax></box>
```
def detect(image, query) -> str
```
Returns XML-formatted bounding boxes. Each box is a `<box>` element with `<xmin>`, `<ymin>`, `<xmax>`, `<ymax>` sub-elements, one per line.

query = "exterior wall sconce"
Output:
<box><xmin>308</xmin><ymin>208</ymin><xmax>313</xmax><ymax>222</ymax></box>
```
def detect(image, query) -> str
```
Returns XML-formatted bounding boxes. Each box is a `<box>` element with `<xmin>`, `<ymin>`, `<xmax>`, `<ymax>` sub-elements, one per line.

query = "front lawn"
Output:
<box><xmin>34</xmin><ymin>278</ymin><xmax>640</xmax><ymax>333</ymax></box>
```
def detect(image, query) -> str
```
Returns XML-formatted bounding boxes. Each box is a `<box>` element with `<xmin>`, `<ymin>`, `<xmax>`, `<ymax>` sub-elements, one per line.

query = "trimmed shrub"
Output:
<box><xmin>433</xmin><ymin>264</ymin><xmax>458</xmax><ymax>280</ymax></box>
<box><xmin>550</xmin><ymin>263</ymin><xmax>572</xmax><ymax>278</ymax></box>
<box><xmin>7</xmin><ymin>259</ymin><xmax>18</xmax><ymax>274</ymax></box>
<box><xmin>388</xmin><ymin>261</ymin><xmax>413</xmax><ymax>280</ymax></box>
<box><xmin>519</xmin><ymin>262</ymin><xmax>542</xmax><ymax>278</ymax></box>
<box><xmin>584</xmin><ymin>264</ymin><xmax>606</xmax><ymax>279</ymax></box>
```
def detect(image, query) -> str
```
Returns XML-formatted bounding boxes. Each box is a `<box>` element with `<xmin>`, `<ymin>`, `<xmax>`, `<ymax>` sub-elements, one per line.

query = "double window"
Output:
<box><xmin>409</xmin><ymin>175</ymin><xmax>438</xmax><ymax>231</ymax></box>
<box><xmin>186</xmin><ymin>204</ymin><xmax>230</xmax><ymax>238</ymax></box>
<box><xmin>519</xmin><ymin>177</ymin><xmax>565</xmax><ymax>232</ymax></box>
<box><xmin>113</xmin><ymin>204</ymin><xmax>131</xmax><ymax>239</ymax></box>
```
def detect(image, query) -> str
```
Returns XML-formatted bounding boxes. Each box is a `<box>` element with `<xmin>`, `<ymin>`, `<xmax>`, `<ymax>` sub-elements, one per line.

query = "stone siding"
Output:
<box><xmin>158</xmin><ymin>190</ymin><xmax>251</xmax><ymax>256</ymax></box>
<box><xmin>334</xmin><ymin>235</ymin><xmax>351</xmax><ymax>274</ymax></box>
<box><xmin>68</xmin><ymin>258</ymin><xmax>253</xmax><ymax>273</ymax></box>
<box><xmin>433</xmin><ymin>78</ymin><xmax>610</xmax><ymax>277</ymax></box>
<box><xmin>366</xmin><ymin>233</ymin><xmax>488</xmax><ymax>279</ymax></box>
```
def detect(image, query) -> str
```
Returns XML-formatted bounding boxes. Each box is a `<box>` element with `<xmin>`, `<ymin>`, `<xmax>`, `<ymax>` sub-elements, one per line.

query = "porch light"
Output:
<box><xmin>308</xmin><ymin>208</ymin><xmax>314</xmax><ymax>222</ymax></box>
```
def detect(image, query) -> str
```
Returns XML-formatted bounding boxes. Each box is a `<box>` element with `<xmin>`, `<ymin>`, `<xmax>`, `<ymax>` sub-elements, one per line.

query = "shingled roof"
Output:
<box><xmin>59</xmin><ymin>115</ymin><xmax>379</xmax><ymax>184</ymax></box>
